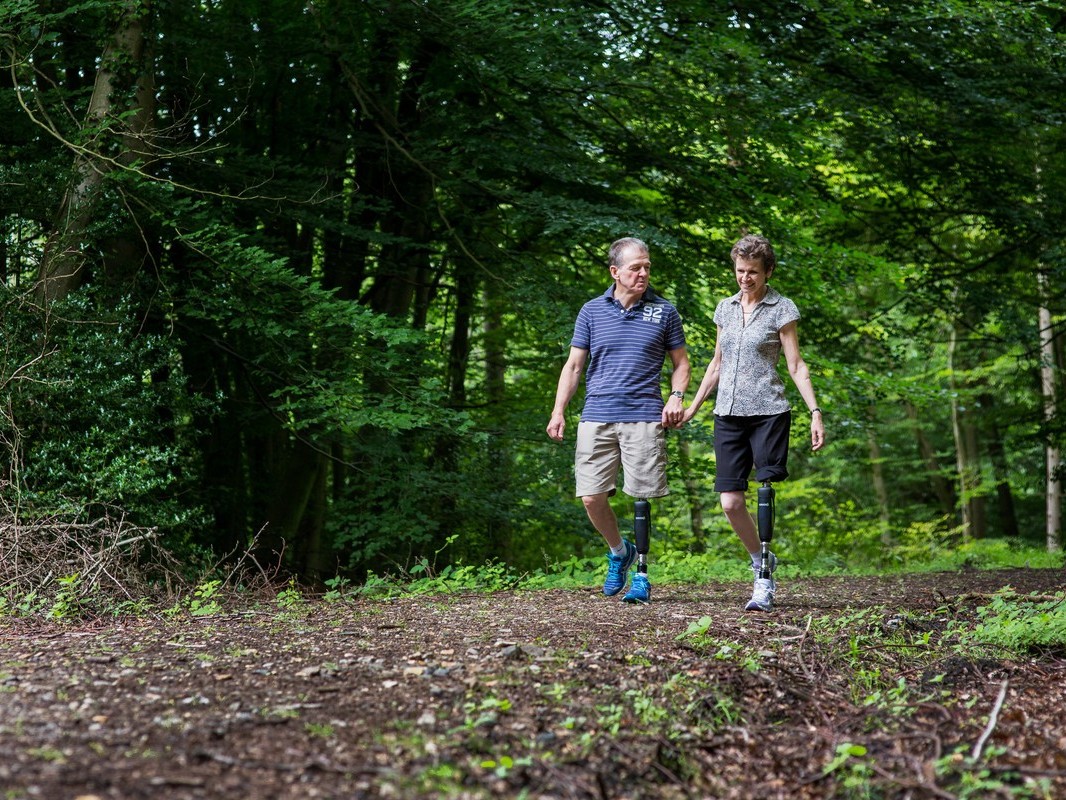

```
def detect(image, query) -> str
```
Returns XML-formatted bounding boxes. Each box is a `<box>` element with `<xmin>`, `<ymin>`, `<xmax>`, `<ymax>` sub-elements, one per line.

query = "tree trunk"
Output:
<box><xmin>904</xmin><ymin>401</ymin><xmax>957</xmax><ymax>516</ymax></box>
<box><xmin>976</xmin><ymin>393</ymin><xmax>1020</xmax><ymax>539</ymax></box>
<box><xmin>1039</xmin><ymin>272</ymin><xmax>1062</xmax><ymax>551</ymax></box>
<box><xmin>865</xmin><ymin>415</ymin><xmax>892</xmax><ymax>545</ymax></box>
<box><xmin>295</xmin><ymin>453</ymin><xmax>332</xmax><ymax>582</ymax></box>
<box><xmin>483</xmin><ymin>277</ymin><xmax>513</xmax><ymax>554</ymax></box>
<box><xmin>261</xmin><ymin>439</ymin><xmax>328</xmax><ymax>570</ymax></box>
<box><xmin>37</xmin><ymin>0</ymin><xmax>152</xmax><ymax>304</ymax></box>
<box><xmin>676</xmin><ymin>438</ymin><xmax>705</xmax><ymax>548</ymax></box>
<box><xmin>947</xmin><ymin>323</ymin><xmax>987</xmax><ymax>539</ymax></box>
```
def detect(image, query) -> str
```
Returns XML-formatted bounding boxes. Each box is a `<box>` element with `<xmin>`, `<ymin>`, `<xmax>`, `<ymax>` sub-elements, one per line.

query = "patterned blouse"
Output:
<box><xmin>713</xmin><ymin>286</ymin><xmax>800</xmax><ymax>417</ymax></box>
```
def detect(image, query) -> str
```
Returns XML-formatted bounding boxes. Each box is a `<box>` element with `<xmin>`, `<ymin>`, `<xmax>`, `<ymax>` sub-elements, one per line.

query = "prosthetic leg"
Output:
<box><xmin>746</xmin><ymin>482</ymin><xmax>778</xmax><ymax>611</ymax></box>
<box><xmin>756</xmin><ymin>482</ymin><xmax>775</xmax><ymax>579</ymax></box>
<box><xmin>623</xmin><ymin>499</ymin><xmax>651</xmax><ymax>604</ymax></box>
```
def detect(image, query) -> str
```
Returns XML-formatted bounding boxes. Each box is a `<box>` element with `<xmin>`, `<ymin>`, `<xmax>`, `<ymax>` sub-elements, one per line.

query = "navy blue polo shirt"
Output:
<box><xmin>571</xmin><ymin>286</ymin><xmax>686</xmax><ymax>423</ymax></box>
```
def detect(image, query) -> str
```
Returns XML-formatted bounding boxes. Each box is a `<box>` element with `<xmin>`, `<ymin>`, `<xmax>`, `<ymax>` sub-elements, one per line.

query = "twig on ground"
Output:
<box><xmin>972</xmin><ymin>678</ymin><xmax>1010</xmax><ymax>761</ymax></box>
<box><xmin>796</xmin><ymin>614</ymin><xmax>815</xmax><ymax>682</ymax></box>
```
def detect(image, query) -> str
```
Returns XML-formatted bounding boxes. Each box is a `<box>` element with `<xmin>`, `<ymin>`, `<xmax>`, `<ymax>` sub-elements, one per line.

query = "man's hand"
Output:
<box><xmin>547</xmin><ymin>413</ymin><xmax>566</xmax><ymax>441</ymax></box>
<box><xmin>662</xmin><ymin>395</ymin><xmax>684</xmax><ymax>428</ymax></box>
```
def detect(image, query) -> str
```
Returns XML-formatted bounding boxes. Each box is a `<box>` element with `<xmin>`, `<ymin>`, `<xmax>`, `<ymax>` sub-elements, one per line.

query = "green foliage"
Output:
<box><xmin>0</xmin><ymin>287</ymin><xmax>210</xmax><ymax>542</ymax></box>
<box><xmin>304</xmin><ymin>722</ymin><xmax>335</xmax><ymax>739</ymax></box>
<box><xmin>822</xmin><ymin>743</ymin><xmax>874</xmax><ymax>798</ymax></box>
<box><xmin>936</xmin><ymin>746</ymin><xmax>1052</xmax><ymax>800</ymax></box>
<box><xmin>2</xmin><ymin>0</ymin><xmax>1065</xmax><ymax>583</ymax></box>
<box><xmin>47</xmin><ymin>574</ymin><xmax>84</xmax><ymax>621</ymax></box>
<box><xmin>162</xmin><ymin>580</ymin><xmax>223</xmax><ymax>618</ymax></box>
<box><xmin>275</xmin><ymin>579</ymin><xmax>305</xmax><ymax>612</ymax></box>
<box><xmin>961</xmin><ymin>589</ymin><xmax>1066</xmax><ymax>655</ymax></box>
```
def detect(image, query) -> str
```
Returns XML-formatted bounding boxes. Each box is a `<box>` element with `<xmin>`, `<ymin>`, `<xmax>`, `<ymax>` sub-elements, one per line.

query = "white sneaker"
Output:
<box><xmin>745</xmin><ymin>577</ymin><xmax>776</xmax><ymax>612</ymax></box>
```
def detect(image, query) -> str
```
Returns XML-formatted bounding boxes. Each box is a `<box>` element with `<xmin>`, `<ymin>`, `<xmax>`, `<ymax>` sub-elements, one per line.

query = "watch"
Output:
<box><xmin>670</xmin><ymin>391</ymin><xmax>684</xmax><ymax>399</ymax></box>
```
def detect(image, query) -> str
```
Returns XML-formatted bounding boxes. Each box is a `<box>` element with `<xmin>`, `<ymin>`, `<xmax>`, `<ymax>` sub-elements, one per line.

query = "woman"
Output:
<box><xmin>681</xmin><ymin>235</ymin><xmax>825</xmax><ymax>611</ymax></box>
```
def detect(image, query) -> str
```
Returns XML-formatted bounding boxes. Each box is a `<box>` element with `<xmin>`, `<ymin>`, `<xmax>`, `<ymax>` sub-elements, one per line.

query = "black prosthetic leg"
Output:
<box><xmin>622</xmin><ymin>499</ymin><xmax>651</xmax><ymax>604</ymax></box>
<box><xmin>633</xmin><ymin>499</ymin><xmax>650</xmax><ymax>575</ymax></box>
<box><xmin>756</xmin><ymin>482</ymin><xmax>775</xmax><ymax>579</ymax></box>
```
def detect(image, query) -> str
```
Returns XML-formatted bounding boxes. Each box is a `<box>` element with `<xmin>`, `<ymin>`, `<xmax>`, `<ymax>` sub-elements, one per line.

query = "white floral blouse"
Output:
<box><xmin>712</xmin><ymin>286</ymin><xmax>800</xmax><ymax>417</ymax></box>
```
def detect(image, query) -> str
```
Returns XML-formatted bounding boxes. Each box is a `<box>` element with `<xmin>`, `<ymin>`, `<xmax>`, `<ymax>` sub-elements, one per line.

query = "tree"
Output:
<box><xmin>3</xmin><ymin>0</ymin><xmax>1064</xmax><ymax>581</ymax></box>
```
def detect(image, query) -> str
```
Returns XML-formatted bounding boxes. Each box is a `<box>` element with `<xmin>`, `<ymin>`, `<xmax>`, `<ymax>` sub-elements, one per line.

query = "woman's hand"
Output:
<box><xmin>811</xmin><ymin>411</ymin><xmax>825</xmax><ymax>451</ymax></box>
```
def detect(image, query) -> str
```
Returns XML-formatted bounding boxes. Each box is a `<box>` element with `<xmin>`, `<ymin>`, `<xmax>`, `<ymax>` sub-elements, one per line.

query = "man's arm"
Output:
<box><xmin>546</xmin><ymin>347</ymin><xmax>589</xmax><ymax>441</ymax></box>
<box><xmin>662</xmin><ymin>346</ymin><xmax>690</xmax><ymax>427</ymax></box>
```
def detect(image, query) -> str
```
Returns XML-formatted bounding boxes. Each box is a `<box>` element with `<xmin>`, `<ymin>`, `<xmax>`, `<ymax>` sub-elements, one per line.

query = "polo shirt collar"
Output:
<box><xmin>604</xmin><ymin>285</ymin><xmax>659</xmax><ymax>305</ymax></box>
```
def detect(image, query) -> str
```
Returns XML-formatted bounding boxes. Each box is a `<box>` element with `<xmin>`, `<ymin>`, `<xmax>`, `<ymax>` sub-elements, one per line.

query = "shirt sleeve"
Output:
<box><xmin>777</xmin><ymin>297</ymin><xmax>801</xmax><ymax>329</ymax></box>
<box><xmin>713</xmin><ymin>299</ymin><xmax>728</xmax><ymax>327</ymax></box>
<box><xmin>665</xmin><ymin>306</ymin><xmax>686</xmax><ymax>350</ymax></box>
<box><xmin>570</xmin><ymin>304</ymin><xmax>592</xmax><ymax>350</ymax></box>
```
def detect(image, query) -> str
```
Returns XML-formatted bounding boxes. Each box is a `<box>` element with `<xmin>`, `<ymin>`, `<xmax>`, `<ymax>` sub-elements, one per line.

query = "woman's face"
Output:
<box><xmin>734</xmin><ymin>257</ymin><xmax>771</xmax><ymax>298</ymax></box>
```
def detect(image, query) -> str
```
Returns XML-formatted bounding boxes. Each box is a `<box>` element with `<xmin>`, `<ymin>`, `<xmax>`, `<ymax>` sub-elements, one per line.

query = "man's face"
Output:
<box><xmin>610</xmin><ymin>246</ymin><xmax>650</xmax><ymax>295</ymax></box>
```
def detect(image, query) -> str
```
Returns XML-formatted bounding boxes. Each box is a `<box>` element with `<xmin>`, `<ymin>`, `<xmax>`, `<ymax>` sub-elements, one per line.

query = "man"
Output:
<box><xmin>547</xmin><ymin>237</ymin><xmax>690</xmax><ymax>604</ymax></box>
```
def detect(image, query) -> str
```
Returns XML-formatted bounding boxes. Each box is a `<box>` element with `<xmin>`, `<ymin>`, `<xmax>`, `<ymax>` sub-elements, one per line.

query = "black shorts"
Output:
<box><xmin>713</xmin><ymin>411</ymin><xmax>791</xmax><ymax>492</ymax></box>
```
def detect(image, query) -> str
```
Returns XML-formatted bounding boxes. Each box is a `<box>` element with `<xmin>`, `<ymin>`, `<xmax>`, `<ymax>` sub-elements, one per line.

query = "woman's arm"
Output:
<box><xmin>680</xmin><ymin>334</ymin><xmax>723</xmax><ymax>424</ymax></box>
<box><xmin>780</xmin><ymin>321</ymin><xmax>825</xmax><ymax>451</ymax></box>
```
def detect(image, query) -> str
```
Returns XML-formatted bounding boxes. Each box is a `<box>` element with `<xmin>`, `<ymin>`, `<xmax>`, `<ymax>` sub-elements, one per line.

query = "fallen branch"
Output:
<box><xmin>796</xmin><ymin>614</ymin><xmax>816</xmax><ymax>683</ymax></box>
<box><xmin>972</xmin><ymin>678</ymin><xmax>1010</xmax><ymax>761</ymax></box>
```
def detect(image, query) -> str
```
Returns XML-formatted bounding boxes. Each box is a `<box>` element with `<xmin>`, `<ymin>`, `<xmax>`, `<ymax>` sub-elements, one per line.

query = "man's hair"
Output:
<box><xmin>730</xmin><ymin>234</ymin><xmax>777</xmax><ymax>274</ymax></box>
<box><xmin>608</xmin><ymin>237</ymin><xmax>649</xmax><ymax>267</ymax></box>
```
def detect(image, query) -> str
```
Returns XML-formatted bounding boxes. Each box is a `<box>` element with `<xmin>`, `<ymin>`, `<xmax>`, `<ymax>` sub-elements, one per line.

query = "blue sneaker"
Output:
<box><xmin>622</xmin><ymin>573</ymin><xmax>650</xmax><ymax>604</ymax></box>
<box><xmin>603</xmin><ymin>540</ymin><xmax>636</xmax><ymax>596</ymax></box>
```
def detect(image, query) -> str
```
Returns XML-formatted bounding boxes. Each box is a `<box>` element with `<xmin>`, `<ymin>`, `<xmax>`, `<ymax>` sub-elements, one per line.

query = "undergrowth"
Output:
<box><xmin>1</xmin><ymin>535</ymin><xmax>1062</xmax><ymax>624</ymax></box>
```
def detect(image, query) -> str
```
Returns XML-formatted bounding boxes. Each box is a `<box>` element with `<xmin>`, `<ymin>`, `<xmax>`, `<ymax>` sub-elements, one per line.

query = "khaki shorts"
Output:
<box><xmin>575</xmin><ymin>421</ymin><xmax>669</xmax><ymax>499</ymax></box>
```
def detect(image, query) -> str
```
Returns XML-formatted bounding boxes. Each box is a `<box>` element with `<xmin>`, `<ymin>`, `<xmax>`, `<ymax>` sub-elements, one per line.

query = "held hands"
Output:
<box><xmin>664</xmin><ymin>401</ymin><xmax>701</xmax><ymax>429</ymax></box>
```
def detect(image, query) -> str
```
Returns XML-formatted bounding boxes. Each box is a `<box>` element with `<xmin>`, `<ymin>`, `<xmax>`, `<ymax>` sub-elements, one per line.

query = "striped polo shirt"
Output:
<box><xmin>571</xmin><ymin>285</ymin><xmax>686</xmax><ymax>423</ymax></box>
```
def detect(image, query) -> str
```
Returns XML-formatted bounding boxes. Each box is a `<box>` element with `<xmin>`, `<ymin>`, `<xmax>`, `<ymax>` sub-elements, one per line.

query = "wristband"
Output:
<box><xmin>670</xmin><ymin>391</ymin><xmax>684</xmax><ymax>399</ymax></box>
<box><xmin>811</xmin><ymin>407</ymin><xmax>822</xmax><ymax>414</ymax></box>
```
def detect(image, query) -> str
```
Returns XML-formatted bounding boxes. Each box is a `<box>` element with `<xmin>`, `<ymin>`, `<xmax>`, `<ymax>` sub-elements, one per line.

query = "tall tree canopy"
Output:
<box><xmin>0</xmin><ymin>0</ymin><xmax>1063</xmax><ymax>580</ymax></box>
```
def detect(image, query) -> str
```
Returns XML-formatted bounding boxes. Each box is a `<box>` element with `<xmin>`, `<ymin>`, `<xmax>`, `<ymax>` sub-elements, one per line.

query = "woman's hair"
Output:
<box><xmin>730</xmin><ymin>234</ymin><xmax>776</xmax><ymax>274</ymax></box>
<box><xmin>608</xmin><ymin>237</ymin><xmax>648</xmax><ymax>267</ymax></box>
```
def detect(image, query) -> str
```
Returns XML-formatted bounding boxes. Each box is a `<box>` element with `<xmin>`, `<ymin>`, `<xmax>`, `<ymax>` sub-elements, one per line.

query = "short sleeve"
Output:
<box><xmin>571</xmin><ymin>304</ymin><xmax>592</xmax><ymax>350</ymax></box>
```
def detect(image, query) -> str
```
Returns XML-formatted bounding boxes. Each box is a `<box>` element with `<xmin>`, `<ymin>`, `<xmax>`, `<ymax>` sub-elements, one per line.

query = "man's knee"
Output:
<box><xmin>582</xmin><ymin>493</ymin><xmax>610</xmax><ymax>512</ymax></box>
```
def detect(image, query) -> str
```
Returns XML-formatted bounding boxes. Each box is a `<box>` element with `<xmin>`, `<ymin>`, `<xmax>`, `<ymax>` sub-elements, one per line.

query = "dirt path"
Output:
<box><xmin>1</xmin><ymin>568</ymin><xmax>1064</xmax><ymax>799</ymax></box>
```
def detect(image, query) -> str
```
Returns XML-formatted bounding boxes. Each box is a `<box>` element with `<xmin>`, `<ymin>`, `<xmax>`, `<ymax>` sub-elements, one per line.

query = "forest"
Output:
<box><xmin>1</xmin><ymin>0</ymin><xmax>1064</xmax><ymax>587</ymax></box>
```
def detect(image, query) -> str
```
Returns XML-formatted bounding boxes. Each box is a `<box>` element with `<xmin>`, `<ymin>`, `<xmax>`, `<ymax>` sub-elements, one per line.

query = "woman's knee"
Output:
<box><xmin>719</xmin><ymin>491</ymin><xmax>747</xmax><ymax>514</ymax></box>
